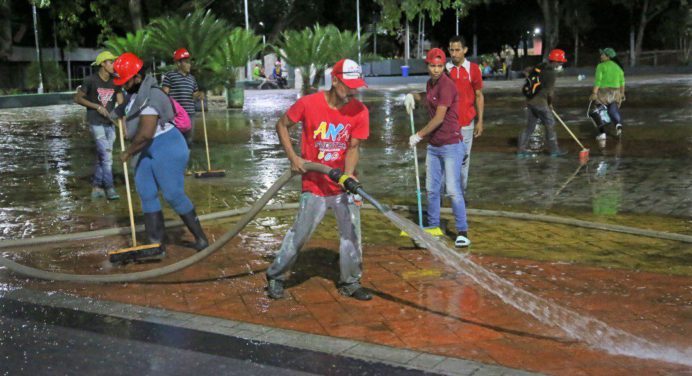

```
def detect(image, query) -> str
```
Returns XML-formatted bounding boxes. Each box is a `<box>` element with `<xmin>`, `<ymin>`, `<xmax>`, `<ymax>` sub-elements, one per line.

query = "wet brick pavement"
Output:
<box><xmin>3</xmin><ymin>213</ymin><xmax>690</xmax><ymax>376</ymax></box>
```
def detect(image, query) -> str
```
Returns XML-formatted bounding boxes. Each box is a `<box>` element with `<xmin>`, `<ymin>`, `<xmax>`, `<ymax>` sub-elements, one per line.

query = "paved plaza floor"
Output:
<box><xmin>2</xmin><ymin>210</ymin><xmax>690</xmax><ymax>375</ymax></box>
<box><xmin>1</xmin><ymin>74</ymin><xmax>690</xmax><ymax>375</ymax></box>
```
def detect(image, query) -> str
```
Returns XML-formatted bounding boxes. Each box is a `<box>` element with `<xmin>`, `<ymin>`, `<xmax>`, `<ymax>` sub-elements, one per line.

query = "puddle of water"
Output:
<box><xmin>0</xmin><ymin>81</ymin><xmax>690</xmax><ymax>255</ymax></box>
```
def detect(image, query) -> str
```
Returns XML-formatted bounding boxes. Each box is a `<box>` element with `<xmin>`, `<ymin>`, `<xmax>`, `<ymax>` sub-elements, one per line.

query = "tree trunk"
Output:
<box><xmin>522</xmin><ymin>35</ymin><xmax>528</xmax><ymax>59</ymax></box>
<box><xmin>539</xmin><ymin>0</ymin><xmax>560</xmax><ymax>61</ymax></box>
<box><xmin>0</xmin><ymin>0</ymin><xmax>11</xmax><ymax>60</ymax></box>
<box><xmin>473</xmin><ymin>15</ymin><xmax>478</xmax><ymax>57</ymax></box>
<box><xmin>268</xmin><ymin>1</ymin><xmax>297</xmax><ymax>42</ymax></box>
<box><xmin>629</xmin><ymin>23</ymin><xmax>636</xmax><ymax>66</ymax></box>
<box><xmin>574</xmin><ymin>31</ymin><xmax>579</xmax><ymax>67</ymax></box>
<box><xmin>633</xmin><ymin>0</ymin><xmax>650</xmax><ymax>66</ymax></box>
<box><xmin>129</xmin><ymin>0</ymin><xmax>143</xmax><ymax>30</ymax></box>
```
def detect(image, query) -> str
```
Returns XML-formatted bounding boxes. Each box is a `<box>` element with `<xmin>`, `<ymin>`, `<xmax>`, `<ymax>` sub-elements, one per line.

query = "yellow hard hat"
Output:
<box><xmin>92</xmin><ymin>51</ymin><xmax>118</xmax><ymax>66</ymax></box>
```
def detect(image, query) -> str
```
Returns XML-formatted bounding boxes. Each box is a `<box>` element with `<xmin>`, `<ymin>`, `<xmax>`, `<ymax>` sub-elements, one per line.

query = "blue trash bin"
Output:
<box><xmin>401</xmin><ymin>65</ymin><xmax>409</xmax><ymax>77</ymax></box>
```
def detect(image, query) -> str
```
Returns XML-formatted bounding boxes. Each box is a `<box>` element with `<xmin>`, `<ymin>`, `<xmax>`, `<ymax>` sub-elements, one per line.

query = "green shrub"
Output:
<box><xmin>25</xmin><ymin>61</ymin><xmax>67</xmax><ymax>92</ymax></box>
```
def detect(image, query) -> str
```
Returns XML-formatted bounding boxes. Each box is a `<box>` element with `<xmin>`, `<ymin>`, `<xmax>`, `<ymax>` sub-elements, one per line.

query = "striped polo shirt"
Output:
<box><xmin>161</xmin><ymin>71</ymin><xmax>199</xmax><ymax>115</ymax></box>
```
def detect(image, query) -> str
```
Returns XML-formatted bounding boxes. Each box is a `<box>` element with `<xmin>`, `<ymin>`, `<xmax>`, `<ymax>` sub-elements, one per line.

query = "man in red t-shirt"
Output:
<box><xmin>266</xmin><ymin>59</ymin><xmax>372</xmax><ymax>301</ymax></box>
<box><xmin>446</xmin><ymin>36</ymin><xmax>484</xmax><ymax>195</ymax></box>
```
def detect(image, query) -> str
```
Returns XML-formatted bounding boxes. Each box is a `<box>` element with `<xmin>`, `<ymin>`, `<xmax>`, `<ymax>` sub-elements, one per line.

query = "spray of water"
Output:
<box><xmin>383</xmin><ymin>211</ymin><xmax>692</xmax><ymax>367</ymax></box>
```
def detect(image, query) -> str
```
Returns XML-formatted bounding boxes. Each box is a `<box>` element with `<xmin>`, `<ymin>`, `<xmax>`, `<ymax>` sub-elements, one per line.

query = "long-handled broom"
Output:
<box><xmin>107</xmin><ymin>118</ymin><xmax>164</xmax><ymax>264</ymax></box>
<box><xmin>400</xmin><ymin>111</ymin><xmax>443</xmax><ymax>242</ymax></box>
<box><xmin>194</xmin><ymin>99</ymin><xmax>226</xmax><ymax>178</ymax></box>
<box><xmin>552</xmin><ymin>109</ymin><xmax>590</xmax><ymax>164</ymax></box>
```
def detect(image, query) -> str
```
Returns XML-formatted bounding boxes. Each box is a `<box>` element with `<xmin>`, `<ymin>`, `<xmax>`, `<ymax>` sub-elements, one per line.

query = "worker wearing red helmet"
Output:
<box><xmin>517</xmin><ymin>48</ymin><xmax>568</xmax><ymax>157</ymax></box>
<box><xmin>162</xmin><ymin>48</ymin><xmax>204</xmax><ymax>147</ymax></box>
<box><xmin>403</xmin><ymin>48</ymin><xmax>470</xmax><ymax>248</ymax></box>
<box><xmin>113</xmin><ymin>52</ymin><xmax>209</xmax><ymax>261</ymax></box>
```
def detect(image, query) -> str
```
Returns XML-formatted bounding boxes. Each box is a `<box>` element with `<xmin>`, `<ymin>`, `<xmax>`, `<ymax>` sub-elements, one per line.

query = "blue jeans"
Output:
<box><xmin>426</xmin><ymin>142</ymin><xmax>468</xmax><ymax>232</ymax></box>
<box><xmin>89</xmin><ymin>124</ymin><xmax>116</xmax><ymax>189</ymax></box>
<box><xmin>460</xmin><ymin>121</ymin><xmax>474</xmax><ymax>193</ymax></box>
<box><xmin>135</xmin><ymin>129</ymin><xmax>194</xmax><ymax>214</ymax></box>
<box><xmin>607</xmin><ymin>103</ymin><xmax>622</xmax><ymax>126</ymax></box>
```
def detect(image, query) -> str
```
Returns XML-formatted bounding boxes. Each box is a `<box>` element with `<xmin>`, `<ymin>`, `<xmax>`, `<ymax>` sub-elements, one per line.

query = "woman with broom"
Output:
<box><xmin>404</xmin><ymin>48</ymin><xmax>470</xmax><ymax>248</ymax></box>
<box><xmin>112</xmin><ymin>52</ymin><xmax>208</xmax><ymax>261</ymax></box>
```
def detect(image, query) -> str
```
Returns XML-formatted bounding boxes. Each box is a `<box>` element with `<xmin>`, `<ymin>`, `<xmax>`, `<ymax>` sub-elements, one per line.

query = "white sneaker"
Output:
<box><xmin>616</xmin><ymin>124</ymin><xmax>622</xmax><ymax>137</ymax></box>
<box><xmin>596</xmin><ymin>133</ymin><xmax>607</xmax><ymax>141</ymax></box>
<box><xmin>455</xmin><ymin>233</ymin><xmax>471</xmax><ymax>248</ymax></box>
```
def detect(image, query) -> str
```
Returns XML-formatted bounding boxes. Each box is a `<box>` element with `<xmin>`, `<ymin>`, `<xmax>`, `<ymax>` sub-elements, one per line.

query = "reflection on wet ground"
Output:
<box><xmin>1</xmin><ymin>76</ymin><xmax>690</xmax><ymax>240</ymax></box>
<box><xmin>0</xmin><ymin>298</ymin><xmax>434</xmax><ymax>376</ymax></box>
<box><xmin>0</xmin><ymin>75</ymin><xmax>690</xmax><ymax>375</ymax></box>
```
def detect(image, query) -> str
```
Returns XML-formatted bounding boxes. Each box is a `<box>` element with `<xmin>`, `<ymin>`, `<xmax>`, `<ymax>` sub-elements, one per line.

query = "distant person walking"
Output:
<box><xmin>74</xmin><ymin>51</ymin><xmax>124</xmax><ymax>200</ymax></box>
<box><xmin>446</xmin><ymin>35</ymin><xmax>484</xmax><ymax>195</ymax></box>
<box><xmin>162</xmin><ymin>48</ymin><xmax>203</xmax><ymax>146</ymax></box>
<box><xmin>591</xmin><ymin>47</ymin><xmax>625</xmax><ymax>141</ymax></box>
<box><xmin>517</xmin><ymin>49</ymin><xmax>568</xmax><ymax>157</ymax></box>
<box><xmin>404</xmin><ymin>48</ymin><xmax>470</xmax><ymax>248</ymax></box>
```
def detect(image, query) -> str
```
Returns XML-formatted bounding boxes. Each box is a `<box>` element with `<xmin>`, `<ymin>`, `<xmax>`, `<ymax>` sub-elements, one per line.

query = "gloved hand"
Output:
<box><xmin>589</xmin><ymin>93</ymin><xmax>598</xmax><ymax>101</ymax></box>
<box><xmin>404</xmin><ymin>93</ymin><xmax>416</xmax><ymax>115</ymax></box>
<box><xmin>409</xmin><ymin>133</ymin><xmax>422</xmax><ymax>147</ymax></box>
<box><xmin>110</xmin><ymin>102</ymin><xmax>127</xmax><ymax>119</ymax></box>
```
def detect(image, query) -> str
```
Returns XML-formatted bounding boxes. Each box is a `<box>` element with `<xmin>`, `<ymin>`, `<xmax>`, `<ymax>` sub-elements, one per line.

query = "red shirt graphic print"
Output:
<box><xmin>286</xmin><ymin>92</ymin><xmax>369</xmax><ymax>196</ymax></box>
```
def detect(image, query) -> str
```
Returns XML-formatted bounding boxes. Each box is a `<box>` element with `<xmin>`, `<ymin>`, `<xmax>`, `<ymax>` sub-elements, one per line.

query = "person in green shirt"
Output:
<box><xmin>590</xmin><ymin>47</ymin><xmax>625</xmax><ymax>141</ymax></box>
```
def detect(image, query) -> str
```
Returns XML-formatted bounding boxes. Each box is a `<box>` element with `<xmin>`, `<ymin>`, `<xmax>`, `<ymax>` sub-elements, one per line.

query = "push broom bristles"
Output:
<box><xmin>194</xmin><ymin>99</ymin><xmax>226</xmax><ymax>179</ymax></box>
<box><xmin>108</xmin><ymin>243</ymin><xmax>164</xmax><ymax>264</ymax></box>
<box><xmin>194</xmin><ymin>169</ymin><xmax>226</xmax><ymax>178</ymax></box>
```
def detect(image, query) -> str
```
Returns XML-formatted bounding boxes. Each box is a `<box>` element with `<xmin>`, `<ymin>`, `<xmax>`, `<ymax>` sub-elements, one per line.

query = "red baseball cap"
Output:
<box><xmin>174</xmin><ymin>48</ymin><xmax>191</xmax><ymax>62</ymax></box>
<box><xmin>332</xmin><ymin>59</ymin><xmax>367</xmax><ymax>89</ymax></box>
<box><xmin>425</xmin><ymin>48</ymin><xmax>446</xmax><ymax>64</ymax></box>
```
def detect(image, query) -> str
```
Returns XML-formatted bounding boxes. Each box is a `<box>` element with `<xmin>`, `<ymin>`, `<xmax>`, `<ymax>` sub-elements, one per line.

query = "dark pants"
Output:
<box><xmin>518</xmin><ymin>104</ymin><xmax>560</xmax><ymax>153</ymax></box>
<box><xmin>182</xmin><ymin>113</ymin><xmax>196</xmax><ymax>146</ymax></box>
<box><xmin>607</xmin><ymin>103</ymin><xmax>622</xmax><ymax>126</ymax></box>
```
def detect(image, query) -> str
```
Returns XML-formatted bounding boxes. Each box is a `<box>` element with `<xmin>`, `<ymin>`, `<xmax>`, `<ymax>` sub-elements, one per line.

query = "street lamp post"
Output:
<box><xmin>259</xmin><ymin>21</ymin><xmax>266</xmax><ymax>45</ymax></box>
<box><xmin>244</xmin><ymin>0</ymin><xmax>251</xmax><ymax>80</ymax></box>
<box><xmin>356</xmin><ymin>0</ymin><xmax>361</xmax><ymax>65</ymax></box>
<box><xmin>32</xmin><ymin>4</ymin><xmax>44</xmax><ymax>94</ymax></box>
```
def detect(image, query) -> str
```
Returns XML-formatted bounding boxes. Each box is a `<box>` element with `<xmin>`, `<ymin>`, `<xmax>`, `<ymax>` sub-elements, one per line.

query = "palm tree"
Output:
<box><xmin>147</xmin><ymin>9</ymin><xmax>229</xmax><ymax>90</ymax></box>
<box><xmin>209</xmin><ymin>27</ymin><xmax>263</xmax><ymax>88</ymax></box>
<box><xmin>209</xmin><ymin>27</ymin><xmax>263</xmax><ymax>108</ymax></box>
<box><xmin>276</xmin><ymin>24</ymin><xmax>373</xmax><ymax>94</ymax></box>
<box><xmin>275</xmin><ymin>24</ymin><xmax>335</xmax><ymax>94</ymax></box>
<box><xmin>103</xmin><ymin>29</ymin><xmax>152</xmax><ymax>62</ymax></box>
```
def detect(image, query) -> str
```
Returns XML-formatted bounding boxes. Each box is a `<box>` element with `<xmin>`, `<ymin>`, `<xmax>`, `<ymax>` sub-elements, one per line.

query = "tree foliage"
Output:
<box><xmin>103</xmin><ymin>30</ymin><xmax>152</xmax><ymax>62</ymax></box>
<box><xmin>147</xmin><ymin>9</ymin><xmax>230</xmax><ymax>89</ymax></box>
<box><xmin>209</xmin><ymin>27</ymin><xmax>264</xmax><ymax>87</ymax></box>
<box><xmin>275</xmin><ymin>24</ymin><xmax>372</xmax><ymax>93</ymax></box>
<box><xmin>375</xmin><ymin>0</ymin><xmax>480</xmax><ymax>32</ymax></box>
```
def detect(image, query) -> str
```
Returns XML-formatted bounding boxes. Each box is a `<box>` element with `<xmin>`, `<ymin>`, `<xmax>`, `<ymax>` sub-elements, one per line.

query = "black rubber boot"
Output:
<box><xmin>180</xmin><ymin>209</ymin><xmax>209</xmax><ymax>251</ymax></box>
<box><xmin>143</xmin><ymin>211</ymin><xmax>166</xmax><ymax>251</ymax></box>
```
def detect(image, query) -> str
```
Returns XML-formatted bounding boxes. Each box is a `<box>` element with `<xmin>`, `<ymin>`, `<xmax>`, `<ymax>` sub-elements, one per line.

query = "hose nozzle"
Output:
<box><xmin>328</xmin><ymin>168</ymin><xmax>362</xmax><ymax>194</ymax></box>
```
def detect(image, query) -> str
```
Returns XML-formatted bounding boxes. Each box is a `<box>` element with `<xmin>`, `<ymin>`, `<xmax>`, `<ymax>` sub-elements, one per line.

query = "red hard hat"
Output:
<box><xmin>425</xmin><ymin>48</ymin><xmax>446</xmax><ymax>64</ymax></box>
<box><xmin>113</xmin><ymin>52</ymin><xmax>144</xmax><ymax>86</ymax></box>
<box><xmin>548</xmin><ymin>49</ymin><xmax>567</xmax><ymax>63</ymax></box>
<box><xmin>173</xmin><ymin>48</ymin><xmax>191</xmax><ymax>62</ymax></box>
